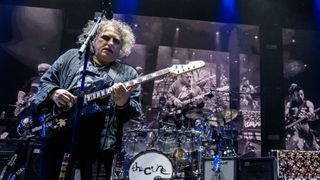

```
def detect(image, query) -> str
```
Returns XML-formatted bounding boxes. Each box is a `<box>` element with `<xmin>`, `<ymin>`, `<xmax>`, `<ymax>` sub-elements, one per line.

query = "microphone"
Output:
<box><xmin>102</xmin><ymin>0</ymin><xmax>113</xmax><ymax>20</ymax></box>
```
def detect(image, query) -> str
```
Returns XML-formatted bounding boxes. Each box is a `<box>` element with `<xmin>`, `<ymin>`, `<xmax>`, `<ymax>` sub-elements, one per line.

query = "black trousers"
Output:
<box><xmin>40</xmin><ymin>138</ymin><xmax>115</xmax><ymax>180</ymax></box>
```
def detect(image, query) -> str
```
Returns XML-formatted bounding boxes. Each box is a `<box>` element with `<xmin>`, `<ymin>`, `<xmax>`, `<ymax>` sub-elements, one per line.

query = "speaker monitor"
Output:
<box><xmin>203</xmin><ymin>157</ymin><xmax>237</xmax><ymax>180</ymax></box>
<box><xmin>239</xmin><ymin>157</ymin><xmax>276</xmax><ymax>180</ymax></box>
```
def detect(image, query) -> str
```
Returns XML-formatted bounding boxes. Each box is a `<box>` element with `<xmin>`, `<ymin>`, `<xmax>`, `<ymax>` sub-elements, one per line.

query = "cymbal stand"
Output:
<box><xmin>155</xmin><ymin>98</ymin><xmax>166</xmax><ymax>151</ymax></box>
<box><xmin>156</xmin><ymin>98</ymin><xmax>166</xmax><ymax>129</ymax></box>
<box><xmin>196</xmin><ymin>115</ymin><xmax>208</xmax><ymax>178</ymax></box>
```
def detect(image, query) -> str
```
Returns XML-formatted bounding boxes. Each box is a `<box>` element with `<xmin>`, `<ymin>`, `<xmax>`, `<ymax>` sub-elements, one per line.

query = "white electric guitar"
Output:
<box><xmin>17</xmin><ymin>61</ymin><xmax>206</xmax><ymax>137</ymax></box>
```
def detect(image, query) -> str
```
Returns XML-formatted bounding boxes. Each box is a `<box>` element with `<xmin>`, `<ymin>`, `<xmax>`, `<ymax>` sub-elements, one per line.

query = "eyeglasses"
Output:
<box><xmin>100</xmin><ymin>35</ymin><xmax>121</xmax><ymax>46</ymax></box>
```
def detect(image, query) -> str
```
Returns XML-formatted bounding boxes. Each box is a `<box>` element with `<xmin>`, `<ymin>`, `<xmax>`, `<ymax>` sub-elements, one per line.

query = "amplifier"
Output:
<box><xmin>202</xmin><ymin>157</ymin><xmax>237</xmax><ymax>180</ymax></box>
<box><xmin>239</xmin><ymin>157</ymin><xmax>276</xmax><ymax>180</ymax></box>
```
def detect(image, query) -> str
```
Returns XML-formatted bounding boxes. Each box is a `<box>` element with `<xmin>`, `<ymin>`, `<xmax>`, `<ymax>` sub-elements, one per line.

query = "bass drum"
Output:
<box><xmin>128</xmin><ymin>150</ymin><xmax>173</xmax><ymax>180</ymax></box>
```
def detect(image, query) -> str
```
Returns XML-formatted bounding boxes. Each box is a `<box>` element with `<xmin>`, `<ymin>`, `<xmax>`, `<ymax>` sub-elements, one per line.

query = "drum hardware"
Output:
<box><xmin>119</xmin><ymin>105</ymin><xmax>239</xmax><ymax>180</ymax></box>
<box><xmin>159</xmin><ymin>121</ymin><xmax>176</xmax><ymax>130</ymax></box>
<box><xmin>221</xmin><ymin>146</ymin><xmax>237</xmax><ymax>157</ymax></box>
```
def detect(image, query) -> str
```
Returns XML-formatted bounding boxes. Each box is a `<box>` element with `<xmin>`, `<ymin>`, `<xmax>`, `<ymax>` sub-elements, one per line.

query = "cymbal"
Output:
<box><xmin>207</xmin><ymin>109</ymin><xmax>238</xmax><ymax>126</ymax></box>
<box><xmin>185</xmin><ymin>108</ymin><xmax>213</xmax><ymax>119</ymax></box>
<box><xmin>220</xmin><ymin>108</ymin><xmax>238</xmax><ymax>122</ymax></box>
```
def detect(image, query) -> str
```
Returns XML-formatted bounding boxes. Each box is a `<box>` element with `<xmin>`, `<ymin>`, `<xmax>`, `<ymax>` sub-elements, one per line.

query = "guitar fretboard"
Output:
<box><xmin>84</xmin><ymin>68</ymin><xmax>170</xmax><ymax>103</ymax></box>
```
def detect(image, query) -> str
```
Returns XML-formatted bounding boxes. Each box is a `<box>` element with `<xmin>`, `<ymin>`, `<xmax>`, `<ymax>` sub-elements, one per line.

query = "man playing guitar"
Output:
<box><xmin>285</xmin><ymin>83</ymin><xmax>320</xmax><ymax>150</ymax></box>
<box><xmin>166</xmin><ymin>73</ymin><xmax>205</xmax><ymax>128</ymax></box>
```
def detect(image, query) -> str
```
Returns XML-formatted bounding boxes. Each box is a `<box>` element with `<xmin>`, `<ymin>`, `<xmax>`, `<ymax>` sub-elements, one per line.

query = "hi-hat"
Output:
<box><xmin>185</xmin><ymin>108</ymin><xmax>213</xmax><ymax>119</ymax></box>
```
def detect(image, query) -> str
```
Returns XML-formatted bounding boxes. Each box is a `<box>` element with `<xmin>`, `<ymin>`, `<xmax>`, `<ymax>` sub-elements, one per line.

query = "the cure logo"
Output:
<box><xmin>128</xmin><ymin>151</ymin><xmax>173</xmax><ymax>180</ymax></box>
<box><xmin>131</xmin><ymin>162</ymin><xmax>170</xmax><ymax>176</ymax></box>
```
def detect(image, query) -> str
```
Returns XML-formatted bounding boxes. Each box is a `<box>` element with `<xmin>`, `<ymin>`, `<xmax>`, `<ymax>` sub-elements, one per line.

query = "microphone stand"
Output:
<box><xmin>61</xmin><ymin>6</ymin><xmax>112</xmax><ymax>180</ymax></box>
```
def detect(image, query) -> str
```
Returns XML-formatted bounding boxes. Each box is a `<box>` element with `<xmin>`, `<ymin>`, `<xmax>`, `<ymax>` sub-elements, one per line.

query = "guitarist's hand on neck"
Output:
<box><xmin>49</xmin><ymin>89</ymin><xmax>77</xmax><ymax>108</ymax></box>
<box><xmin>172</xmin><ymin>98</ymin><xmax>183</xmax><ymax>108</ymax></box>
<box><xmin>110</xmin><ymin>82</ymin><xmax>133</xmax><ymax>108</ymax></box>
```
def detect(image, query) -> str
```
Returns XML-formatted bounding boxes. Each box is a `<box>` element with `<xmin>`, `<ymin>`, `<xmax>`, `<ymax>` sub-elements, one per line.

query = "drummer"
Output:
<box><xmin>166</xmin><ymin>73</ymin><xmax>204</xmax><ymax>129</ymax></box>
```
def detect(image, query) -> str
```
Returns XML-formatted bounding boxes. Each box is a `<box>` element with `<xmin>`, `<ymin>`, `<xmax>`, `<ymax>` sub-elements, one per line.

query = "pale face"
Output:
<box><xmin>92</xmin><ymin>26</ymin><xmax>122</xmax><ymax>65</ymax></box>
<box><xmin>181</xmin><ymin>74</ymin><xmax>191</xmax><ymax>85</ymax></box>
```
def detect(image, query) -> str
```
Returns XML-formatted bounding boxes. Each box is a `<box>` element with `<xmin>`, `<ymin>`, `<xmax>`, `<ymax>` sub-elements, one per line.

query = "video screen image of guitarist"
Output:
<box><xmin>285</xmin><ymin>84</ymin><xmax>320</xmax><ymax>151</ymax></box>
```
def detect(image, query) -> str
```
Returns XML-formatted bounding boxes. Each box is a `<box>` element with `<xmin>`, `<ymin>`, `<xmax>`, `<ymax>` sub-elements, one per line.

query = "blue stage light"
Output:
<box><xmin>218</xmin><ymin>0</ymin><xmax>238</xmax><ymax>23</ymax></box>
<box><xmin>114</xmin><ymin>0</ymin><xmax>139</xmax><ymax>14</ymax></box>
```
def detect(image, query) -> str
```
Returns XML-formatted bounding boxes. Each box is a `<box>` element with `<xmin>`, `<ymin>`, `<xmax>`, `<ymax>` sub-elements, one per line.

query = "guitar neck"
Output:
<box><xmin>286</xmin><ymin>107</ymin><xmax>320</xmax><ymax>129</ymax></box>
<box><xmin>181</xmin><ymin>94</ymin><xmax>203</xmax><ymax>106</ymax></box>
<box><xmin>84</xmin><ymin>60</ymin><xmax>205</xmax><ymax>103</ymax></box>
<box><xmin>177</xmin><ymin>90</ymin><xmax>213</xmax><ymax>107</ymax></box>
<box><xmin>84</xmin><ymin>68</ymin><xmax>170</xmax><ymax>103</ymax></box>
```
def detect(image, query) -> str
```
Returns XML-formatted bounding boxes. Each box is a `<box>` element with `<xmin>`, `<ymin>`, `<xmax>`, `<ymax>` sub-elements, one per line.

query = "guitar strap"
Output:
<box><xmin>107</xmin><ymin>66</ymin><xmax>117</xmax><ymax>82</ymax></box>
<box><xmin>106</xmin><ymin>61</ymin><xmax>119</xmax><ymax>83</ymax></box>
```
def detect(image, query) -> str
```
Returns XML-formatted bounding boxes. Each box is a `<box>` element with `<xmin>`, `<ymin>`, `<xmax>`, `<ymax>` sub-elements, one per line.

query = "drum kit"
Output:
<box><xmin>113</xmin><ymin>107</ymin><xmax>239</xmax><ymax>180</ymax></box>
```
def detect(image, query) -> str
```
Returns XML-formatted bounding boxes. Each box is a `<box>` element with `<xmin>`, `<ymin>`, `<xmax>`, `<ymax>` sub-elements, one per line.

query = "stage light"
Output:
<box><xmin>314</xmin><ymin>0</ymin><xmax>320</xmax><ymax>29</ymax></box>
<box><xmin>218</xmin><ymin>0</ymin><xmax>238</xmax><ymax>22</ymax></box>
<box><xmin>315</xmin><ymin>0</ymin><xmax>320</xmax><ymax>11</ymax></box>
<box><xmin>114</xmin><ymin>0</ymin><xmax>139</xmax><ymax>14</ymax></box>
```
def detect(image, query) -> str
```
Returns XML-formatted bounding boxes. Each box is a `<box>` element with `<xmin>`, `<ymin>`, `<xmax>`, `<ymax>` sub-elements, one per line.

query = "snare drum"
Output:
<box><xmin>128</xmin><ymin>150</ymin><xmax>173</xmax><ymax>180</ymax></box>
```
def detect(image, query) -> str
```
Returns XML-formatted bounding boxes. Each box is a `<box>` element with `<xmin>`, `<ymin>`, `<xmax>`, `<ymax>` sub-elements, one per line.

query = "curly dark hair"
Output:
<box><xmin>288</xmin><ymin>83</ymin><xmax>302</xmax><ymax>95</ymax></box>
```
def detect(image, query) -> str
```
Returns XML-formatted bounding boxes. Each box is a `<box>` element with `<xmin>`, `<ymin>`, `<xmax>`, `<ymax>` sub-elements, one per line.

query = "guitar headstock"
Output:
<box><xmin>168</xmin><ymin>60</ymin><xmax>205</xmax><ymax>75</ymax></box>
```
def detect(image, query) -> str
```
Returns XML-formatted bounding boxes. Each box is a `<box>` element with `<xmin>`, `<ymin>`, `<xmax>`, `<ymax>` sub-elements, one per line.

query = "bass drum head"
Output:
<box><xmin>128</xmin><ymin>150</ymin><xmax>173</xmax><ymax>180</ymax></box>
